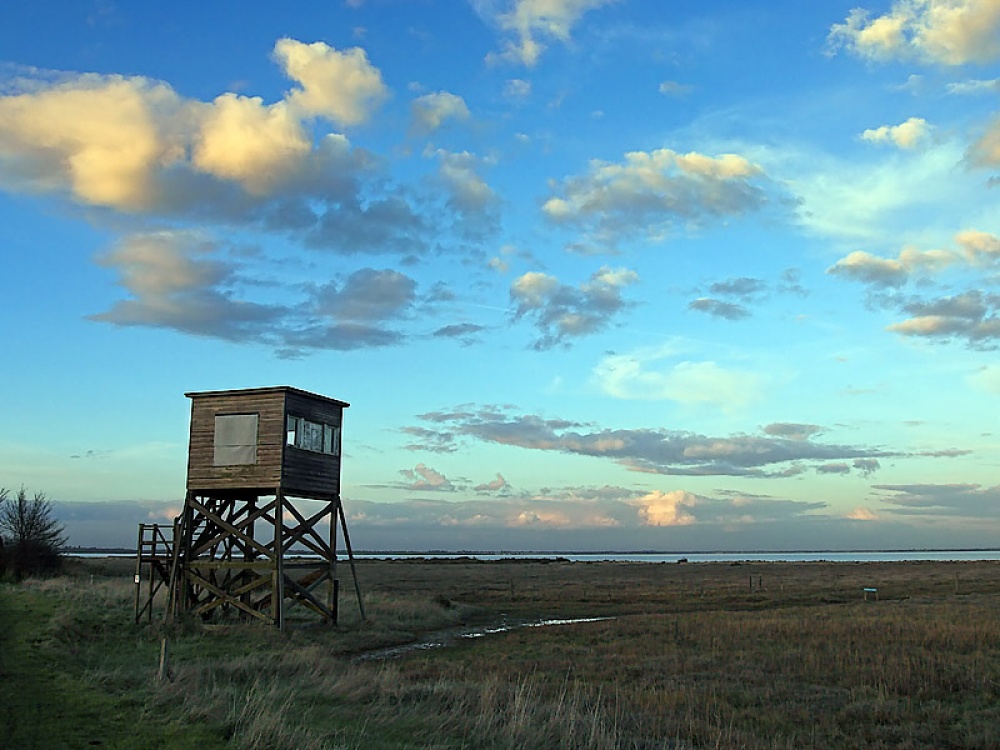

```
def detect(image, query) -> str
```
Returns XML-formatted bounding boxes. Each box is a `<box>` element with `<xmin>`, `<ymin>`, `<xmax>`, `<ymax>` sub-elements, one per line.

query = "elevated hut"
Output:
<box><xmin>159</xmin><ymin>386</ymin><xmax>363</xmax><ymax>628</ymax></box>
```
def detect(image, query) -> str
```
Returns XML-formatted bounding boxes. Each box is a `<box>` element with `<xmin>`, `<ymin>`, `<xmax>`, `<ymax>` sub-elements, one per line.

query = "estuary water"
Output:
<box><xmin>72</xmin><ymin>549</ymin><xmax>1000</xmax><ymax>563</ymax></box>
<box><xmin>352</xmin><ymin>550</ymin><xmax>1000</xmax><ymax>563</ymax></box>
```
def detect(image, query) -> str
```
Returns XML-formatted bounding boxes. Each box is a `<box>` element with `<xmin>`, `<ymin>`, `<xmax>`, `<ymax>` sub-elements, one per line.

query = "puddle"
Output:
<box><xmin>352</xmin><ymin>616</ymin><xmax>613</xmax><ymax>662</ymax></box>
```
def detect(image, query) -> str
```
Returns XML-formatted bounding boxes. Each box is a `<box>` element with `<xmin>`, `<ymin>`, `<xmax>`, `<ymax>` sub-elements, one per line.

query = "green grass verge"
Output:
<box><xmin>0</xmin><ymin>583</ymin><xmax>219</xmax><ymax>749</ymax></box>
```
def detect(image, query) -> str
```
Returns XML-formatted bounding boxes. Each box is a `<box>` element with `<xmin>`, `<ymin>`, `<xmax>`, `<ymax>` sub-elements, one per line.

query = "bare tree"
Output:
<box><xmin>0</xmin><ymin>486</ymin><xmax>66</xmax><ymax>577</ymax></box>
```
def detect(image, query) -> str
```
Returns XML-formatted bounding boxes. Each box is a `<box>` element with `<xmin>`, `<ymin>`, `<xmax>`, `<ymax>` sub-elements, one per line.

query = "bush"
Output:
<box><xmin>0</xmin><ymin>486</ymin><xmax>67</xmax><ymax>578</ymax></box>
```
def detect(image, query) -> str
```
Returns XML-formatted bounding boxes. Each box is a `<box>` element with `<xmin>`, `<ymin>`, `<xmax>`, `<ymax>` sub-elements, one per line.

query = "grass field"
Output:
<box><xmin>3</xmin><ymin>556</ymin><xmax>1000</xmax><ymax>748</ymax></box>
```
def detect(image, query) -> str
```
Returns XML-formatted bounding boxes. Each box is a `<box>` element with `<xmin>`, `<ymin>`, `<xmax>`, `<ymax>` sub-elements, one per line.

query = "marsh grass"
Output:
<box><xmin>5</xmin><ymin>558</ymin><xmax>1000</xmax><ymax>748</ymax></box>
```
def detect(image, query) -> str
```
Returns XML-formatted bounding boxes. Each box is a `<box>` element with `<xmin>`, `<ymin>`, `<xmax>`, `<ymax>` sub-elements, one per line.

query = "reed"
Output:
<box><xmin>5</xmin><ymin>557</ymin><xmax>1000</xmax><ymax>748</ymax></box>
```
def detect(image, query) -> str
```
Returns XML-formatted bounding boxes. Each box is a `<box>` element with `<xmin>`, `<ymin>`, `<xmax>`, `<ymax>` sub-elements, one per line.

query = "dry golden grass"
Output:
<box><xmin>9</xmin><ymin>556</ymin><xmax>1000</xmax><ymax>748</ymax></box>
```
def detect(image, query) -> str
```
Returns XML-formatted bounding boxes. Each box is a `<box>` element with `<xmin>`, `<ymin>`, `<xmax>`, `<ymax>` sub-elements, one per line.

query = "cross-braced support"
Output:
<box><xmin>165</xmin><ymin>490</ymin><xmax>364</xmax><ymax>628</ymax></box>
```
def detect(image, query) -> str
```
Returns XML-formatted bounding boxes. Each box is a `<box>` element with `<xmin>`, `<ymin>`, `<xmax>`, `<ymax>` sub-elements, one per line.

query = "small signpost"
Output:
<box><xmin>863</xmin><ymin>587</ymin><xmax>878</xmax><ymax>601</ymax></box>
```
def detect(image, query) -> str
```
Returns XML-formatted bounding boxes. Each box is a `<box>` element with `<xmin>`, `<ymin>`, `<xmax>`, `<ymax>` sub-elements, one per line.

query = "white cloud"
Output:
<box><xmin>827</xmin><ymin>245</ymin><xmax>958</xmax><ymax>286</ymax></box>
<box><xmin>0</xmin><ymin>75</ymin><xmax>183</xmax><ymax>209</ymax></box>
<box><xmin>827</xmin><ymin>229</ymin><xmax>1000</xmax><ymax>287</ymax></box>
<box><xmin>956</xmin><ymin>229</ymin><xmax>1000</xmax><ymax>264</ymax></box>
<box><xmin>511</xmin><ymin>266</ymin><xmax>638</xmax><ymax>348</ymax></box>
<box><xmin>631</xmin><ymin>490</ymin><xmax>697</xmax><ymax>527</ymax></box>
<box><xmin>192</xmin><ymin>95</ymin><xmax>310</xmax><ymax>194</ymax></box>
<box><xmin>846</xmin><ymin>507</ymin><xmax>879</xmax><ymax>521</ymax></box>
<box><xmin>427</xmin><ymin>148</ymin><xmax>497</xmax><ymax>217</ymax></box>
<box><xmin>410</xmin><ymin>91</ymin><xmax>470</xmax><ymax>135</ymax></box>
<box><xmin>887</xmin><ymin>290</ymin><xmax>1000</xmax><ymax>344</ymax></box>
<box><xmin>593</xmin><ymin>346</ymin><xmax>766</xmax><ymax>411</ymax></box>
<box><xmin>542</xmin><ymin>148</ymin><xmax>768</xmax><ymax>251</ymax></box>
<box><xmin>479</xmin><ymin>0</ymin><xmax>618</xmax><ymax>66</ymax></box>
<box><xmin>400</xmin><ymin>463</ymin><xmax>455</xmax><ymax>491</ymax></box>
<box><xmin>0</xmin><ymin>39</ymin><xmax>391</xmax><ymax>208</ymax></box>
<box><xmin>829</xmin><ymin>0</ymin><xmax>1000</xmax><ymax>65</ymax></box>
<box><xmin>273</xmin><ymin>38</ymin><xmax>387</xmax><ymax>126</ymax></box>
<box><xmin>861</xmin><ymin>117</ymin><xmax>932</xmax><ymax>150</ymax></box>
<box><xmin>474</xmin><ymin>473</ymin><xmax>511</xmax><ymax>493</ymax></box>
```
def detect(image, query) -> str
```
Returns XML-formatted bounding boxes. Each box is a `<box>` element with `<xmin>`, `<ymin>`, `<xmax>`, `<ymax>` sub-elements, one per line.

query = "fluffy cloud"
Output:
<box><xmin>631</xmin><ymin>489</ymin><xmax>826</xmax><ymax>527</ymax></box>
<box><xmin>273</xmin><ymin>39</ymin><xmax>387</xmax><ymax>126</ymax></box>
<box><xmin>829</xmin><ymin>0</ymin><xmax>1000</xmax><ymax>65</ymax></box>
<box><xmin>827</xmin><ymin>230</ymin><xmax>999</xmax><ymax>288</ymax></box>
<box><xmin>846</xmin><ymin>507</ymin><xmax>879</xmax><ymax>521</ymax></box>
<box><xmin>888</xmin><ymin>290</ymin><xmax>1000</xmax><ymax>345</ymax></box>
<box><xmin>192</xmin><ymin>95</ymin><xmax>311</xmax><ymax>195</ymax></box>
<box><xmin>510</xmin><ymin>266</ymin><xmax>638</xmax><ymax>349</ymax></box>
<box><xmin>542</xmin><ymin>148</ymin><xmax>768</xmax><ymax>252</ymax></box>
<box><xmin>280</xmin><ymin>268</ymin><xmax>421</xmax><ymax>352</ymax></box>
<box><xmin>314</xmin><ymin>268</ymin><xmax>416</xmax><ymax>322</ymax></box>
<box><xmin>0</xmin><ymin>41</ymin><xmax>388</xmax><ymax>208</ymax></box>
<box><xmin>478</xmin><ymin>0</ymin><xmax>618</xmax><ymax>67</ymax></box>
<box><xmin>399</xmin><ymin>464</ymin><xmax>455</xmax><ymax>491</ymax></box>
<box><xmin>955</xmin><ymin>229</ymin><xmax>1000</xmax><ymax>263</ymax></box>
<box><xmin>0</xmin><ymin>44</ymin><xmax>457</xmax><ymax>259</ymax></box>
<box><xmin>861</xmin><ymin>117</ymin><xmax>932</xmax><ymax>150</ymax></box>
<box><xmin>689</xmin><ymin>277</ymin><xmax>772</xmax><ymax>320</ymax></box>
<box><xmin>828</xmin><ymin>231</ymin><xmax>1000</xmax><ymax>347</ymax></box>
<box><xmin>89</xmin><ymin>231</ymin><xmax>283</xmax><ymax>341</ymax></box>
<box><xmin>406</xmin><ymin>405</ymin><xmax>915</xmax><ymax>477</ymax></box>
<box><xmin>827</xmin><ymin>246</ymin><xmax>957</xmax><ymax>286</ymax></box>
<box><xmin>632</xmin><ymin>490</ymin><xmax>697</xmax><ymax>526</ymax></box>
<box><xmin>425</xmin><ymin>148</ymin><xmax>499</xmax><ymax>235</ymax></box>
<box><xmin>474</xmin><ymin>473</ymin><xmax>511</xmax><ymax>493</ymax></box>
<box><xmin>410</xmin><ymin>91</ymin><xmax>470</xmax><ymax>135</ymax></box>
<box><xmin>853</xmin><ymin>458</ymin><xmax>882</xmax><ymax>477</ymax></box>
<box><xmin>346</xmin><ymin>483</ymin><xmax>826</xmax><ymax>537</ymax></box>
<box><xmin>0</xmin><ymin>75</ymin><xmax>183</xmax><ymax>209</ymax></box>
<box><xmin>90</xmin><ymin>231</ymin><xmax>432</xmax><ymax>353</ymax></box>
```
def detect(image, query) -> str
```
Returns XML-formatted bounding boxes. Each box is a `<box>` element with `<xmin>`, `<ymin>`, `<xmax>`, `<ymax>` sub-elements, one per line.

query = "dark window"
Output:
<box><xmin>286</xmin><ymin>415</ymin><xmax>340</xmax><ymax>456</ymax></box>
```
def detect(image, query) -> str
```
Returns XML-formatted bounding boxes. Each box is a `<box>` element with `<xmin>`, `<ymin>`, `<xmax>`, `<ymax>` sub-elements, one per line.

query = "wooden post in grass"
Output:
<box><xmin>157</xmin><ymin>637</ymin><xmax>170</xmax><ymax>682</ymax></box>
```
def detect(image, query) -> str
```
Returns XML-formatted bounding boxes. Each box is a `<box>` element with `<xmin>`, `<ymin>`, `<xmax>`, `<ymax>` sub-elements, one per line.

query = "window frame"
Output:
<box><xmin>286</xmin><ymin>414</ymin><xmax>341</xmax><ymax>457</ymax></box>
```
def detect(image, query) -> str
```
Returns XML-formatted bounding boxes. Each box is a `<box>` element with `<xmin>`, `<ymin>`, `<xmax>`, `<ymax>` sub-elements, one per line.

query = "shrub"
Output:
<box><xmin>0</xmin><ymin>486</ymin><xmax>67</xmax><ymax>578</ymax></box>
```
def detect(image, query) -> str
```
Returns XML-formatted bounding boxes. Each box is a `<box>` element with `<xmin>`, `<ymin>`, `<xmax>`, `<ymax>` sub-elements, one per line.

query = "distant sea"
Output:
<box><xmin>69</xmin><ymin>549</ymin><xmax>1000</xmax><ymax>563</ymax></box>
<box><xmin>352</xmin><ymin>550</ymin><xmax>1000</xmax><ymax>563</ymax></box>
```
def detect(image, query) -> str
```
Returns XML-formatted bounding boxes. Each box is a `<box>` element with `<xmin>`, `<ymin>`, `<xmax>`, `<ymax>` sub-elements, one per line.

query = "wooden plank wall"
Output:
<box><xmin>186</xmin><ymin>390</ymin><xmax>285</xmax><ymax>491</ymax></box>
<box><xmin>283</xmin><ymin>390</ymin><xmax>344</xmax><ymax>496</ymax></box>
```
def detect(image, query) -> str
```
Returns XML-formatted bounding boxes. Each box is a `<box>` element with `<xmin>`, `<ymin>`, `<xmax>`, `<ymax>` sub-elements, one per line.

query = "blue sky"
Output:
<box><xmin>2</xmin><ymin>0</ymin><xmax>1000</xmax><ymax>551</ymax></box>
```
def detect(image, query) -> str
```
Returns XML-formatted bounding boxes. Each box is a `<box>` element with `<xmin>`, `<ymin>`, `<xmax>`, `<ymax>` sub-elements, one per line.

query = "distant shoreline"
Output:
<box><xmin>64</xmin><ymin>547</ymin><xmax>1000</xmax><ymax>563</ymax></box>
